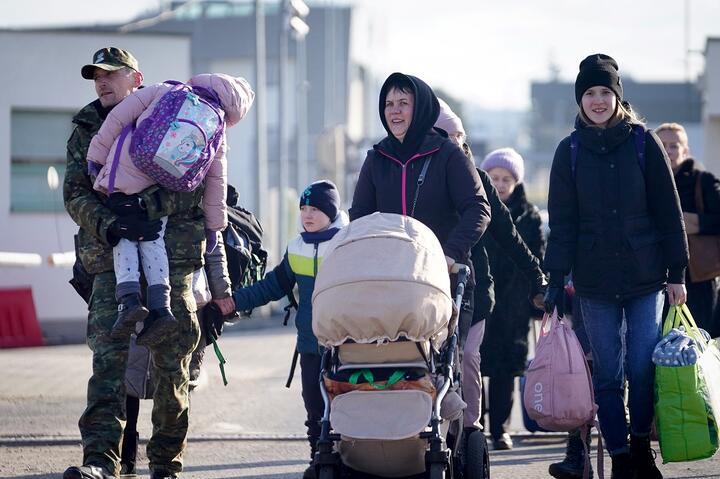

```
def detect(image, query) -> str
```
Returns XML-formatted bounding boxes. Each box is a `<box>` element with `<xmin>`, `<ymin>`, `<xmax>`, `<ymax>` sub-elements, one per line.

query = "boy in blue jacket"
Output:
<box><xmin>233</xmin><ymin>180</ymin><xmax>348</xmax><ymax>479</ymax></box>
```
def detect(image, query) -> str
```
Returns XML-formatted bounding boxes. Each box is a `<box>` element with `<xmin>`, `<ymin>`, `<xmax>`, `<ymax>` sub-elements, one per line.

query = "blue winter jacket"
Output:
<box><xmin>233</xmin><ymin>212</ymin><xmax>349</xmax><ymax>354</ymax></box>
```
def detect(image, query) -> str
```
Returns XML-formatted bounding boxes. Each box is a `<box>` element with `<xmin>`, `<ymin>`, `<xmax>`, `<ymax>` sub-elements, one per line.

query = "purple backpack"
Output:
<box><xmin>127</xmin><ymin>80</ymin><xmax>225</xmax><ymax>192</ymax></box>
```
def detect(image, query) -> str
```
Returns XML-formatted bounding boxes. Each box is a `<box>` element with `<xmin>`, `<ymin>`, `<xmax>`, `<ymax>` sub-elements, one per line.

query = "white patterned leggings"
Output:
<box><xmin>113</xmin><ymin>217</ymin><xmax>170</xmax><ymax>310</ymax></box>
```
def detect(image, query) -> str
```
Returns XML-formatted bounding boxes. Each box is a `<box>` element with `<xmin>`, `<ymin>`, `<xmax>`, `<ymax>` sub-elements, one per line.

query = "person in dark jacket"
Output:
<box><xmin>656</xmin><ymin>122</ymin><xmax>720</xmax><ymax>338</ymax></box>
<box><xmin>434</xmin><ymin>100</ymin><xmax>546</xmax><ymax>450</ymax></box>
<box><xmin>543</xmin><ymin>54</ymin><xmax>689</xmax><ymax>479</ymax></box>
<box><xmin>350</xmin><ymin>74</ymin><xmax>491</xmax><ymax>441</ymax></box>
<box><xmin>479</xmin><ymin>148</ymin><xmax>546</xmax><ymax>451</ymax></box>
<box><xmin>349</xmin><ymin>73</ymin><xmax>490</xmax><ymax>269</ymax></box>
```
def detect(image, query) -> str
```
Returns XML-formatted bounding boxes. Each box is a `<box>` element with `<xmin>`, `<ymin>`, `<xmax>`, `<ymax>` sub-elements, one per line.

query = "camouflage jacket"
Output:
<box><xmin>64</xmin><ymin>99</ymin><xmax>206</xmax><ymax>275</ymax></box>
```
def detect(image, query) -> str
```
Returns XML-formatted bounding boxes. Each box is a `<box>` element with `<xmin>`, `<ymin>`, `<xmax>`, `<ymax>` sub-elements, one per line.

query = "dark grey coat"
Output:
<box><xmin>481</xmin><ymin>184</ymin><xmax>545</xmax><ymax>377</ymax></box>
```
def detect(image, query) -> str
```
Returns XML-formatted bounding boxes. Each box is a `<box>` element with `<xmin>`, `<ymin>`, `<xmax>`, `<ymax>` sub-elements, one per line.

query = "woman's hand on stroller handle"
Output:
<box><xmin>449</xmin><ymin>261</ymin><xmax>468</xmax><ymax>275</ymax></box>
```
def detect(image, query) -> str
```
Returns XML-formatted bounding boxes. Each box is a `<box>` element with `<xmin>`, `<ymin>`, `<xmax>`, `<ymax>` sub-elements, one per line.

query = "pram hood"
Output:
<box><xmin>312</xmin><ymin>212</ymin><xmax>453</xmax><ymax>348</ymax></box>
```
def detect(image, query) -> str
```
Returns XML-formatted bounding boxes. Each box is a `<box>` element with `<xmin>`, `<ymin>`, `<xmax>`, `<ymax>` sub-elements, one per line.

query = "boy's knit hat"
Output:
<box><xmin>299</xmin><ymin>180</ymin><xmax>340</xmax><ymax>221</ymax></box>
<box><xmin>574</xmin><ymin>53</ymin><xmax>623</xmax><ymax>105</ymax></box>
<box><xmin>480</xmin><ymin>147</ymin><xmax>525</xmax><ymax>183</ymax></box>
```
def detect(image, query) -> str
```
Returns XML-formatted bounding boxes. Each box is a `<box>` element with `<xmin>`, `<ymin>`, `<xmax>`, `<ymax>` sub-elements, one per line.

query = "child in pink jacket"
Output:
<box><xmin>86</xmin><ymin>73</ymin><xmax>254</xmax><ymax>344</ymax></box>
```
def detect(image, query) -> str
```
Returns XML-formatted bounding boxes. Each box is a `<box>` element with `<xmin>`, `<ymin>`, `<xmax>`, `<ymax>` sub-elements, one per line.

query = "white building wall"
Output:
<box><xmin>704</xmin><ymin>39</ymin><xmax>720</xmax><ymax>174</ymax></box>
<box><xmin>0</xmin><ymin>31</ymin><xmax>191</xmax><ymax>326</ymax></box>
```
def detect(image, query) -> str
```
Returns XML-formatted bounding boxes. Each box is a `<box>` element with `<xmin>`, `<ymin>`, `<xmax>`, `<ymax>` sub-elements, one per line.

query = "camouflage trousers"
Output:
<box><xmin>79</xmin><ymin>267</ymin><xmax>200</xmax><ymax>476</ymax></box>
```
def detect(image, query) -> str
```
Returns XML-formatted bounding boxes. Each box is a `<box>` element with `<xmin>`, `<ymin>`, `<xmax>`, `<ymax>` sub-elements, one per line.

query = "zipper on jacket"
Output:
<box><xmin>313</xmin><ymin>243</ymin><xmax>319</xmax><ymax>277</ymax></box>
<box><xmin>376</xmin><ymin>148</ymin><xmax>440</xmax><ymax>216</ymax></box>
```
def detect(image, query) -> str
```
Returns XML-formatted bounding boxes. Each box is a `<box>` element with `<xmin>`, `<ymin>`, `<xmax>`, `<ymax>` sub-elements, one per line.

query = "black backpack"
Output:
<box><xmin>224</xmin><ymin>205</ymin><xmax>268</xmax><ymax>315</ymax></box>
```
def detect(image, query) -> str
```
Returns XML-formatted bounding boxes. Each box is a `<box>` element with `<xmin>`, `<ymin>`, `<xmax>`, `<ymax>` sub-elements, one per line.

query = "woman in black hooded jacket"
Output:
<box><xmin>350</xmin><ymin>72</ymin><xmax>491</xmax><ymax>439</ymax></box>
<box><xmin>349</xmin><ymin>72</ymin><xmax>490</xmax><ymax>268</ymax></box>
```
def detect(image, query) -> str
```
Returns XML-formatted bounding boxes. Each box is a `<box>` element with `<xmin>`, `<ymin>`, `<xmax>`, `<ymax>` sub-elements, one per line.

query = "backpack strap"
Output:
<box><xmin>165</xmin><ymin>79</ymin><xmax>222</xmax><ymax>109</ymax></box>
<box><xmin>570</xmin><ymin>131</ymin><xmax>579</xmax><ymax>178</ymax></box>
<box><xmin>275</xmin><ymin>261</ymin><xmax>300</xmax><ymax>388</ymax></box>
<box><xmin>570</xmin><ymin>125</ymin><xmax>646</xmax><ymax>179</ymax></box>
<box><xmin>107</xmin><ymin>124</ymin><xmax>133</xmax><ymax>194</ymax></box>
<box><xmin>631</xmin><ymin>124</ymin><xmax>646</xmax><ymax>173</ymax></box>
<box><xmin>409</xmin><ymin>155</ymin><xmax>433</xmax><ymax>218</ymax></box>
<box><xmin>275</xmin><ymin>262</ymin><xmax>299</xmax><ymax>326</ymax></box>
<box><xmin>285</xmin><ymin>347</ymin><xmax>300</xmax><ymax>388</ymax></box>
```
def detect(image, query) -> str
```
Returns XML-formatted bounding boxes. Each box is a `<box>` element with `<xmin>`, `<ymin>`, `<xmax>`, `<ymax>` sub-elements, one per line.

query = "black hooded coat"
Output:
<box><xmin>480</xmin><ymin>183</ymin><xmax>545</xmax><ymax>377</ymax></box>
<box><xmin>349</xmin><ymin>73</ymin><xmax>490</xmax><ymax>268</ymax></box>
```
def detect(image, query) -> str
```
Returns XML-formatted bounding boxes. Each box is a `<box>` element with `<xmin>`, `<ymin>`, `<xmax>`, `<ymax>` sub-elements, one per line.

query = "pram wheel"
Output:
<box><xmin>464</xmin><ymin>430</ymin><xmax>489</xmax><ymax>479</ymax></box>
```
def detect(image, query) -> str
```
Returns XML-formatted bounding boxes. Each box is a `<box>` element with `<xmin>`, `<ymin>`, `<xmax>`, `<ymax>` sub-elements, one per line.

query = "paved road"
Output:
<box><xmin>1</xmin><ymin>323</ymin><xmax>719</xmax><ymax>478</ymax></box>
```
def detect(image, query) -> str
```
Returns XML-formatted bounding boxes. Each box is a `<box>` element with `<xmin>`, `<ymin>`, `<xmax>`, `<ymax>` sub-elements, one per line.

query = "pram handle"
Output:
<box><xmin>451</xmin><ymin>263</ymin><xmax>470</xmax><ymax>310</ymax></box>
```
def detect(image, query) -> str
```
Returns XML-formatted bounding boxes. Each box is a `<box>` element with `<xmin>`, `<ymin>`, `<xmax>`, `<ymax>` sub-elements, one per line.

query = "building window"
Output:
<box><xmin>11</xmin><ymin>109</ymin><xmax>74</xmax><ymax>213</ymax></box>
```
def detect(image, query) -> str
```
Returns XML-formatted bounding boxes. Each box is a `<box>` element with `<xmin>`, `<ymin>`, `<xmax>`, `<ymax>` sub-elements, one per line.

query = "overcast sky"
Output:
<box><xmin>3</xmin><ymin>0</ymin><xmax>720</xmax><ymax>110</ymax></box>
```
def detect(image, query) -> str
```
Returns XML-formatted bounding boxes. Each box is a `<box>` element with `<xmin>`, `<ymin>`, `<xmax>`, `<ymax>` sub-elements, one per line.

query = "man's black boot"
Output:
<box><xmin>111</xmin><ymin>294</ymin><xmax>148</xmax><ymax>339</ymax></box>
<box><xmin>630</xmin><ymin>434</ymin><xmax>662</xmax><ymax>479</ymax></box>
<box><xmin>63</xmin><ymin>465</ymin><xmax>114</xmax><ymax>479</ymax></box>
<box><xmin>548</xmin><ymin>429</ymin><xmax>593</xmax><ymax>479</ymax></box>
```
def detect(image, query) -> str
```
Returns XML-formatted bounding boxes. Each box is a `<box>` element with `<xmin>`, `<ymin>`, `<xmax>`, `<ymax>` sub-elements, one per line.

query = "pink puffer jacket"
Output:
<box><xmin>87</xmin><ymin>73</ymin><xmax>254</xmax><ymax>231</ymax></box>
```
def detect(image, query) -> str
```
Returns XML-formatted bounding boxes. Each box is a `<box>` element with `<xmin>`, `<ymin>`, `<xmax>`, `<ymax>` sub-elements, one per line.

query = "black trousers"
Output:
<box><xmin>484</xmin><ymin>373</ymin><xmax>515</xmax><ymax>440</ymax></box>
<box><xmin>121</xmin><ymin>395</ymin><xmax>140</xmax><ymax>467</ymax></box>
<box><xmin>300</xmin><ymin>352</ymin><xmax>323</xmax><ymax>456</ymax></box>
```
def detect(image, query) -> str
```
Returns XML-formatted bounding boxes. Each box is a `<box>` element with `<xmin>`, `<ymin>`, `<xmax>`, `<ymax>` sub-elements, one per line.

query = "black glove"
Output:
<box><xmin>203</xmin><ymin>302</ymin><xmax>225</xmax><ymax>345</ymax></box>
<box><xmin>105</xmin><ymin>192</ymin><xmax>147</xmax><ymax>218</ymax></box>
<box><xmin>108</xmin><ymin>215</ymin><xmax>162</xmax><ymax>243</ymax></box>
<box><xmin>543</xmin><ymin>272</ymin><xmax>566</xmax><ymax>316</ymax></box>
<box><xmin>529</xmin><ymin>274</ymin><xmax>548</xmax><ymax>310</ymax></box>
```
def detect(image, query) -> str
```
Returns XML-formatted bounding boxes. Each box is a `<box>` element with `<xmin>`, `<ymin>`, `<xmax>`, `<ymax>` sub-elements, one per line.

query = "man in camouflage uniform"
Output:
<box><xmin>63</xmin><ymin>48</ymin><xmax>205</xmax><ymax>479</ymax></box>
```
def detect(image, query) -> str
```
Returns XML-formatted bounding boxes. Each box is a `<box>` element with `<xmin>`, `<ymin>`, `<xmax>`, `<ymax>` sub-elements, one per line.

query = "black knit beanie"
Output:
<box><xmin>574</xmin><ymin>54</ymin><xmax>623</xmax><ymax>105</ymax></box>
<box><xmin>299</xmin><ymin>180</ymin><xmax>340</xmax><ymax>221</ymax></box>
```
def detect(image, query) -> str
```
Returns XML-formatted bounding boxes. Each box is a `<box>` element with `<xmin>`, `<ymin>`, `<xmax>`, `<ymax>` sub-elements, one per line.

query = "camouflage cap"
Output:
<box><xmin>81</xmin><ymin>47</ymin><xmax>139</xmax><ymax>80</ymax></box>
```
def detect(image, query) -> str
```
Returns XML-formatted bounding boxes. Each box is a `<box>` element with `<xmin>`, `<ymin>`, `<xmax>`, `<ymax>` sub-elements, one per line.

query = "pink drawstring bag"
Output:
<box><xmin>523</xmin><ymin>309</ymin><xmax>602</xmax><ymax>479</ymax></box>
<box><xmin>523</xmin><ymin>309</ymin><xmax>597</xmax><ymax>431</ymax></box>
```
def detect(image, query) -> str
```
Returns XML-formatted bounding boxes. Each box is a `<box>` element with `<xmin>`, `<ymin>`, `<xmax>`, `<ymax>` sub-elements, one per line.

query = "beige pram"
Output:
<box><xmin>311</xmin><ymin>213</ymin><xmax>489</xmax><ymax>479</ymax></box>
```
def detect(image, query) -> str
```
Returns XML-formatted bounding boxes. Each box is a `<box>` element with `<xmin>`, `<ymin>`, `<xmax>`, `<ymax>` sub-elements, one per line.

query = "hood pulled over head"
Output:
<box><xmin>378</xmin><ymin>72</ymin><xmax>440</xmax><ymax>161</ymax></box>
<box><xmin>188</xmin><ymin>73</ymin><xmax>255</xmax><ymax>127</ymax></box>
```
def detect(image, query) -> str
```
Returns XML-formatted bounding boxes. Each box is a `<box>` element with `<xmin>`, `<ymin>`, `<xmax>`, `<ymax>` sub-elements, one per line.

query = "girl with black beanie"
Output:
<box><xmin>543</xmin><ymin>53</ymin><xmax>688</xmax><ymax>479</ymax></box>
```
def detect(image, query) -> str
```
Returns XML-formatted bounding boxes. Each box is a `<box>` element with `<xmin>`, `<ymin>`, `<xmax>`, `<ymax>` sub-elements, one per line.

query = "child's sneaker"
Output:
<box><xmin>136</xmin><ymin>308</ymin><xmax>178</xmax><ymax>347</ymax></box>
<box><xmin>111</xmin><ymin>294</ymin><xmax>149</xmax><ymax>339</ymax></box>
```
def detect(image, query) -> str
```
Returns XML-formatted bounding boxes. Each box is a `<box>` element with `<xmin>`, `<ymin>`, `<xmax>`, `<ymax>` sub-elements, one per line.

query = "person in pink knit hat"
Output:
<box><xmin>434</xmin><ymin>99</ymin><xmax>546</xmax><ymax>456</ymax></box>
<box><xmin>86</xmin><ymin>73</ymin><xmax>254</xmax><ymax>345</ymax></box>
